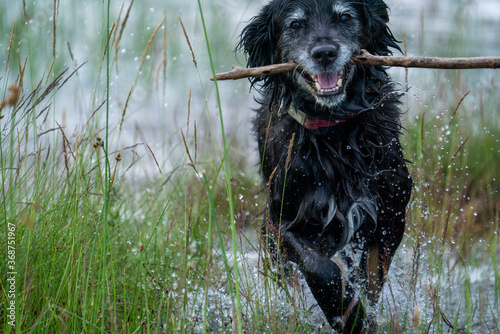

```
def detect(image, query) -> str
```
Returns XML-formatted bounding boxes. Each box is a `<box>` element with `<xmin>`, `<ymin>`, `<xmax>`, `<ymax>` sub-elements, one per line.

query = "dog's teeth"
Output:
<box><xmin>339</xmin><ymin>69</ymin><xmax>344</xmax><ymax>76</ymax></box>
<box><xmin>315</xmin><ymin>82</ymin><xmax>322</xmax><ymax>91</ymax></box>
<box><xmin>337</xmin><ymin>78</ymin><xmax>343</xmax><ymax>87</ymax></box>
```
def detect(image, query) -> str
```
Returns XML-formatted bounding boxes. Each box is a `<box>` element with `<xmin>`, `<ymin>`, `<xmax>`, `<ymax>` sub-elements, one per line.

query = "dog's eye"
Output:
<box><xmin>339</xmin><ymin>14</ymin><xmax>351</xmax><ymax>23</ymax></box>
<box><xmin>290</xmin><ymin>21</ymin><xmax>302</xmax><ymax>30</ymax></box>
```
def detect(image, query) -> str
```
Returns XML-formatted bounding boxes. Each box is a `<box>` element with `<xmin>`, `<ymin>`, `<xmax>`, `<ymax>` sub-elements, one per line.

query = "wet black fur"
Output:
<box><xmin>238</xmin><ymin>0</ymin><xmax>412</xmax><ymax>332</ymax></box>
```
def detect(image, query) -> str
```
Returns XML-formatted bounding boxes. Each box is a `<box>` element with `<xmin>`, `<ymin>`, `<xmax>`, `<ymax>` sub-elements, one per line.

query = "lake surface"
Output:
<box><xmin>3</xmin><ymin>0</ymin><xmax>499</xmax><ymax>170</ymax></box>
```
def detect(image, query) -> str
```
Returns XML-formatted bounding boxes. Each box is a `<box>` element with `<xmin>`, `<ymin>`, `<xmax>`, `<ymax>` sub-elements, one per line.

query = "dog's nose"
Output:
<box><xmin>311</xmin><ymin>45</ymin><xmax>338</xmax><ymax>65</ymax></box>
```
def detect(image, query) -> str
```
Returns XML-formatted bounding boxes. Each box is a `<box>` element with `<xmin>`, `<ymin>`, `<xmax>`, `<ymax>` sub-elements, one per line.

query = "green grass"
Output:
<box><xmin>1</xmin><ymin>1</ymin><xmax>499</xmax><ymax>333</ymax></box>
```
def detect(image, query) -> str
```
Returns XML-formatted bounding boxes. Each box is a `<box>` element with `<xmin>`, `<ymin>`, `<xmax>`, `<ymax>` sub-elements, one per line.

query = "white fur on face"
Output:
<box><xmin>332</xmin><ymin>2</ymin><xmax>358</xmax><ymax>20</ymax></box>
<box><xmin>278</xmin><ymin>1</ymin><xmax>362</xmax><ymax>108</ymax></box>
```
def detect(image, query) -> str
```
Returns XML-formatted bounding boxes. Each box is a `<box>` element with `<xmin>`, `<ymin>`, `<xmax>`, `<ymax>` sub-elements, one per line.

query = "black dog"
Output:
<box><xmin>238</xmin><ymin>0</ymin><xmax>412</xmax><ymax>332</ymax></box>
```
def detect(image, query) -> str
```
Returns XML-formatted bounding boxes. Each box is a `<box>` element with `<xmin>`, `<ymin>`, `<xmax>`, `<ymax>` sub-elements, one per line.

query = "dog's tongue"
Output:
<box><xmin>317</xmin><ymin>72</ymin><xmax>339</xmax><ymax>89</ymax></box>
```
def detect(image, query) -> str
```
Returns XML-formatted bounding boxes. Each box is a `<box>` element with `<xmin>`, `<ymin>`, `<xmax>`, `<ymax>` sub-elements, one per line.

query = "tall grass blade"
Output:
<box><xmin>196</xmin><ymin>1</ymin><xmax>243</xmax><ymax>333</ymax></box>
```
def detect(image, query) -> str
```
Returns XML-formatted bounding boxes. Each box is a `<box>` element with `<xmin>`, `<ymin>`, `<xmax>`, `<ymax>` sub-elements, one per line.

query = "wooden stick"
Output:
<box><xmin>211</xmin><ymin>49</ymin><xmax>500</xmax><ymax>81</ymax></box>
<box><xmin>213</xmin><ymin>62</ymin><xmax>298</xmax><ymax>81</ymax></box>
<box><xmin>353</xmin><ymin>50</ymin><xmax>500</xmax><ymax>69</ymax></box>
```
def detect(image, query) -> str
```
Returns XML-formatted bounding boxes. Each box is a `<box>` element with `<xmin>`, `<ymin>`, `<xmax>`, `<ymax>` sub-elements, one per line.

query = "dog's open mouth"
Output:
<box><xmin>302</xmin><ymin>67</ymin><xmax>347</xmax><ymax>96</ymax></box>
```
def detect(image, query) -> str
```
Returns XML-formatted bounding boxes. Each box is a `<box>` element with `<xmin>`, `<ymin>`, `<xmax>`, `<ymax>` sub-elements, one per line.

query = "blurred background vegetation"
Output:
<box><xmin>0</xmin><ymin>0</ymin><xmax>499</xmax><ymax>332</ymax></box>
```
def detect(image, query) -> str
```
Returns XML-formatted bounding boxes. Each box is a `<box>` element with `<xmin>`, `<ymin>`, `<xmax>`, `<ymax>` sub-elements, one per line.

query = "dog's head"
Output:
<box><xmin>239</xmin><ymin>0</ymin><xmax>400</xmax><ymax>111</ymax></box>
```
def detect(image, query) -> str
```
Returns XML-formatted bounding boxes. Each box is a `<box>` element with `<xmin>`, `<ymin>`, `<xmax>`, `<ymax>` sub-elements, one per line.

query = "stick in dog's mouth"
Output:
<box><xmin>211</xmin><ymin>50</ymin><xmax>500</xmax><ymax>82</ymax></box>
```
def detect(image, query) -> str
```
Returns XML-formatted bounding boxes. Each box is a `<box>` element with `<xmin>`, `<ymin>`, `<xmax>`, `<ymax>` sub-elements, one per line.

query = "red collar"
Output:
<box><xmin>287</xmin><ymin>105</ymin><xmax>352</xmax><ymax>131</ymax></box>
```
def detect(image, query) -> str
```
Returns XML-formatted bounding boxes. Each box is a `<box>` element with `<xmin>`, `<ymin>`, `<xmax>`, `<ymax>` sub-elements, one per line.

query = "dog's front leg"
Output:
<box><xmin>281</xmin><ymin>230</ymin><xmax>366</xmax><ymax>333</ymax></box>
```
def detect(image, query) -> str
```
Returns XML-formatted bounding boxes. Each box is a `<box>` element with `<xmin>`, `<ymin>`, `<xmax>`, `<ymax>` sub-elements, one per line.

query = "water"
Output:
<box><xmin>3</xmin><ymin>0</ymin><xmax>499</xmax><ymax>167</ymax></box>
<box><xmin>2</xmin><ymin>0</ymin><xmax>499</xmax><ymax>331</ymax></box>
<box><xmin>390</xmin><ymin>0</ymin><xmax>500</xmax><ymax>55</ymax></box>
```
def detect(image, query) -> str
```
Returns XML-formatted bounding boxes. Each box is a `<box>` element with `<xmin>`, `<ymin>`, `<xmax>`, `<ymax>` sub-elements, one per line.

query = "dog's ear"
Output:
<box><xmin>237</xmin><ymin>3</ymin><xmax>279</xmax><ymax>87</ymax></box>
<box><xmin>362</xmin><ymin>0</ymin><xmax>401</xmax><ymax>56</ymax></box>
<box><xmin>238</xmin><ymin>8</ymin><xmax>276</xmax><ymax>68</ymax></box>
